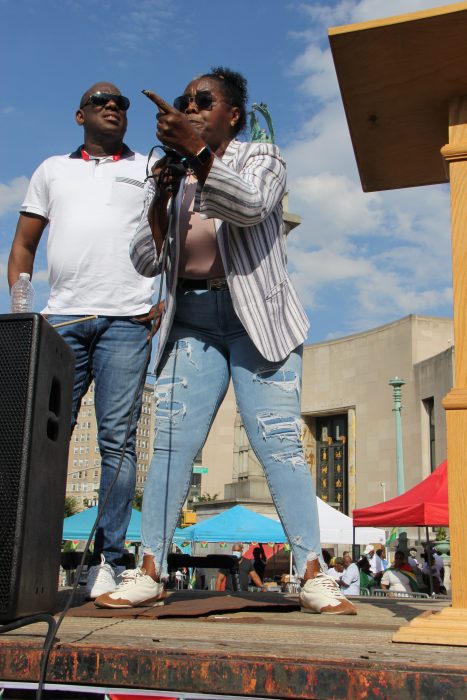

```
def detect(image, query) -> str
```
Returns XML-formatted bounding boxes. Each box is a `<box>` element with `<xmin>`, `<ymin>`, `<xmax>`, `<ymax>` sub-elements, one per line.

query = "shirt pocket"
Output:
<box><xmin>108</xmin><ymin>176</ymin><xmax>145</xmax><ymax>206</ymax></box>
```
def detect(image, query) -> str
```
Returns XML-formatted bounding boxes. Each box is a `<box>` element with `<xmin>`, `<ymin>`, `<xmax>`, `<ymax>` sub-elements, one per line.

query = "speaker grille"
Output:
<box><xmin>0</xmin><ymin>317</ymin><xmax>34</xmax><ymax>612</ymax></box>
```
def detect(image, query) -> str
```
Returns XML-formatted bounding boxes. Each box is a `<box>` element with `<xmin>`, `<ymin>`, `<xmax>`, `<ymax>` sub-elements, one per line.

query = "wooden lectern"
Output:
<box><xmin>329</xmin><ymin>1</ymin><xmax>467</xmax><ymax>645</ymax></box>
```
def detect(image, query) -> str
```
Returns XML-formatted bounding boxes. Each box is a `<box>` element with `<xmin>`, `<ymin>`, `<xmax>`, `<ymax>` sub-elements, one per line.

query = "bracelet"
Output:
<box><xmin>184</xmin><ymin>145</ymin><xmax>212</xmax><ymax>169</ymax></box>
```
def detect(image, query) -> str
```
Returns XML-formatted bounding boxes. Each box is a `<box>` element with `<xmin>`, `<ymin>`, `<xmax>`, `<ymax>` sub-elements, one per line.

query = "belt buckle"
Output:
<box><xmin>208</xmin><ymin>277</ymin><xmax>227</xmax><ymax>291</ymax></box>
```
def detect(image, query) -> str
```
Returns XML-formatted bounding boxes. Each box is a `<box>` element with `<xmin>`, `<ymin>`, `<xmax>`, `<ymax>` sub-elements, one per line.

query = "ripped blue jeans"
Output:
<box><xmin>141</xmin><ymin>286</ymin><xmax>322</xmax><ymax>578</ymax></box>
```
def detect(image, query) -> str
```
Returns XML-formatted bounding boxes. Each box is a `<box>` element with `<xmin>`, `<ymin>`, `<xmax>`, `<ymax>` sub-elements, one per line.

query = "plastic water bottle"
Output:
<box><xmin>10</xmin><ymin>272</ymin><xmax>35</xmax><ymax>313</ymax></box>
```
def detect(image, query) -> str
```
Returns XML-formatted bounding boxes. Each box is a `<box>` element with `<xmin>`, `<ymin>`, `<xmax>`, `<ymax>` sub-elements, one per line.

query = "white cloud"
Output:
<box><xmin>350</xmin><ymin>0</ymin><xmax>454</xmax><ymax>23</ymax></box>
<box><xmin>283</xmin><ymin>0</ymin><xmax>454</xmax><ymax>338</ymax></box>
<box><xmin>110</xmin><ymin>0</ymin><xmax>179</xmax><ymax>53</ymax></box>
<box><xmin>0</xmin><ymin>177</ymin><xmax>29</xmax><ymax>216</ymax></box>
<box><xmin>290</xmin><ymin>44</ymin><xmax>339</xmax><ymax>103</ymax></box>
<box><xmin>290</xmin><ymin>172</ymin><xmax>382</xmax><ymax>244</ymax></box>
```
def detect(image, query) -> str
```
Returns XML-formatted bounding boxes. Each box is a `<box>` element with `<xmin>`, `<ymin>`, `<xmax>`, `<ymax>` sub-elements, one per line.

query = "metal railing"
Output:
<box><xmin>370</xmin><ymin>588</ymin><xmax>430</xmax><ymax>599</ymax></box>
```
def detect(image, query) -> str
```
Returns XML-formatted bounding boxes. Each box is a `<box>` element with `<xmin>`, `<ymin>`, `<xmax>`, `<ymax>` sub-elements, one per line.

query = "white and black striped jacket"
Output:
<box><xmin>130</xmin><ymin>139</ymin><xmax>309</xmax><ymax>370</ymax></box>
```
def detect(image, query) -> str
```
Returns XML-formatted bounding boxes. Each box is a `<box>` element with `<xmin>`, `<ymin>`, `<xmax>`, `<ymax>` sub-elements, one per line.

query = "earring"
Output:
<box><xmin>230</xmin><ymin>120</ymin><xmax>236</xmax><ymax>127</ymax></box>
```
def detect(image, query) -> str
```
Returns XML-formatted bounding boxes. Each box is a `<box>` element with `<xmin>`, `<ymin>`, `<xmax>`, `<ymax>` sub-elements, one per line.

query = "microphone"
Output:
<box><xmin>158</xmin><ymin>146</ymin><xmax>187</xmax><ymax>194</ymax></box>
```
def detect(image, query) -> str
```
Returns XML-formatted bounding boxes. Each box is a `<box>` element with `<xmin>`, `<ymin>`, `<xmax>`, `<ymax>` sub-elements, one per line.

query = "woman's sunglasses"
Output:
<box><xmin>82</xmin><ymin>92</ymin><xmax>130</xmax><ymax>111</ymax></box>
<box><xmin>173</xmin><ymin>91</ymin><xmax>218</xmax><ymax>112</ymax></box>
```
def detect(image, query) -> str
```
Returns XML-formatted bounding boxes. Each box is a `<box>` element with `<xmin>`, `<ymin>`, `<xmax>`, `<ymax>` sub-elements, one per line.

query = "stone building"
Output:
<box><xmin>194</xmin><ymin>315</ymin><xmax>454</xmax><ymax>520</ymax></box>
<box><xmin>65</xmin><ymin>382</ymin><xmax>155</xmax><ymax>510</ymax></box>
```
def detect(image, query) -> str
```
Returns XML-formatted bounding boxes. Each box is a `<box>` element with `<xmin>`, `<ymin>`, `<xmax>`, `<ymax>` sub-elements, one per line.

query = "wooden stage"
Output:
<box><xmin>0</xmin><ymin>589</ymin><xmax>466</xmax><ymax>699</ymax></box>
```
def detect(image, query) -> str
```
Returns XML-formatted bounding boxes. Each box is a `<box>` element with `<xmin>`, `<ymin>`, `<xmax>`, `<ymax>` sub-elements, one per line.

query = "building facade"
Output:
<box><xmin>194</xmin><ymin>315</ymin><xmax>454</xmax><ymax>521</ymax></box>
<box><xmin>65</xmin><ymin>382</ymin><xmax>155</xmax><ymax>510</ymax></box>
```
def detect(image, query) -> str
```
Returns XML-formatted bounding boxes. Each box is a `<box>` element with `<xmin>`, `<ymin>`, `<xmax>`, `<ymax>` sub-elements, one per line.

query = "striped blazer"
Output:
<box><xmin>130</xmin><ymin>139</ymin><xmax>309</xmax><ymax>371</ymax></box>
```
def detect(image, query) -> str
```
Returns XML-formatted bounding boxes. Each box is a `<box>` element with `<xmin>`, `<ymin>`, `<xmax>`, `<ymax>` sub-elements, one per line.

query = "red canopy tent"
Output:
<box><xmin>353</xmin><ymin>461</ymin><xmax>448</xmax><ymax>527</ymax></box>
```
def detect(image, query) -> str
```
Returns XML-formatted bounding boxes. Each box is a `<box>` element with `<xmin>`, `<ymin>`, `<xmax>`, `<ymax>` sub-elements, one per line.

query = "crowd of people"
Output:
<box><xmin>322</xmin><ymin>544</ymin><xmax>447</xmax><ymax>596</ymax></box>
<box><xmin>156</xmin><ymin>541</ymin><xmax>448</xmax><ymax>598</ymax></box>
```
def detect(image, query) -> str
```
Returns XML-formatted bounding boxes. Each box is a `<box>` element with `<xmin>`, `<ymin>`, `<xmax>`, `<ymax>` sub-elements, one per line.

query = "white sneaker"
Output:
<box><xmin>94</xmin><ymin>567</ymin><xmax>166</xmax><ymax>608</ymax></box>
<box><xmin>299</xmin><ymin>573</ymin><xmax>357</xmax><ymax>615</ymax></box>
<box><xmin>85</xmin><ymin>555</ymin><xmax>118</xmax><ymax>599</ymax></box>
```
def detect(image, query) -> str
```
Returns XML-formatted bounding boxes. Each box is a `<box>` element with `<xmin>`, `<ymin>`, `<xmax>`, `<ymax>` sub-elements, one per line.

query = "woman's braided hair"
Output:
<box><xmin>199</xmin><ymin>66</ymin><xmax>248</xmax><ymax>135</ymax></box>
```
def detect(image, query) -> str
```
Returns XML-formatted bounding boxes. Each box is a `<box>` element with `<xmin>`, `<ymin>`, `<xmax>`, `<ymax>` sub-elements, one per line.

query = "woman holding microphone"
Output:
<box><xmin>96</xmin><ymin>67</ymin><xmax>356</xmax><ymax>616</ymax></box>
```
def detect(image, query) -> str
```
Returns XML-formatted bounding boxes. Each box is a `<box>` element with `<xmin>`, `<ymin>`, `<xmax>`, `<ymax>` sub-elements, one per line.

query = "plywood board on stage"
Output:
<box><xmin>66</xmin><ymin>588</ymin><xmax>300</xmax><ymax>619</ymax></box>
<box><xmin>328</xmin><ymin>2</ymin><xmax>467</xmax><ymax>191</ymax></box>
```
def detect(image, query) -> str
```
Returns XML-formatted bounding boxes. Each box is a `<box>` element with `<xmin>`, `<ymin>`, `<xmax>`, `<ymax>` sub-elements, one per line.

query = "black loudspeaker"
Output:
<box><xmin>0</xmin><ymin>313</ymin><xmax>75</xmax><ymax>622</ymax></box>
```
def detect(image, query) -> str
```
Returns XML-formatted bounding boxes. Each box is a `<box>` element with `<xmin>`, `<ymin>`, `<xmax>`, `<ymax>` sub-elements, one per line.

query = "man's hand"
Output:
<box><xmin>134</xmin><ymin>301</ymin><xmax>165</xmax><ymax>339</ymax></box>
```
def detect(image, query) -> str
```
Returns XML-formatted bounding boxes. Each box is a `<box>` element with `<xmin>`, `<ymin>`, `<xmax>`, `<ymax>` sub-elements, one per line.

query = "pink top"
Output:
<box><xmin>178</xmin><ymin>174</ymin><xmax>225</xmax><ymax>279</ymax></box>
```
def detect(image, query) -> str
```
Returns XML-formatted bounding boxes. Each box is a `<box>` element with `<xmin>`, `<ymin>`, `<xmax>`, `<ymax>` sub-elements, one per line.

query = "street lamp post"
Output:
<box><xmin>389</xmin><ymin>377</ymin><xmax>406</xmax><ymax>496</ymax></box>
<box><xmin>380</xmin><ymin>481</ymin><xmax>387</xmax><ymax>502</ymax></box>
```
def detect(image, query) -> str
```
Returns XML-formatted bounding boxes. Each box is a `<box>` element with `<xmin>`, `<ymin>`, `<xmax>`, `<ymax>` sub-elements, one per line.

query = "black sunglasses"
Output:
<box><xmin>173</xmin><ymin>91</ymin><xmax>219</xmax><ymax>112</ymax></box>
<box><xmin>82</xmin><ymin>92</ymin><xmax>130</xmax><ymax>111</ymax></box>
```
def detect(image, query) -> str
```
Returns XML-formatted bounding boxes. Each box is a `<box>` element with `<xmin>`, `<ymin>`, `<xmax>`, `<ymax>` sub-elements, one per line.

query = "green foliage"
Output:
<box><xmin>64</xmin><ymin>496</ymin><xmax>79</xmax><ymax>518</ymax></box>
<box><xmin>197</xmin><ymin>492</ymin><xmax>219</xmax><ymax>502</ymax></box>
<box><xmin>132</xmin><ymin>489</ymin><xmax>144</xmax><ymax>511</ymax></box>
<box><xmin>435</xmin><ymin>527</ymin><xmax>448</xmax><ymax>541</ymax></box>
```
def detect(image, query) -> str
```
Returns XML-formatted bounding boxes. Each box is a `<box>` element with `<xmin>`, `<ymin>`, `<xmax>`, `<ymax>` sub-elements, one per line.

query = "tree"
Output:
<box><xmin>133</xmin><ymin>489</ymin><xmax>144</xmax><ymax>511</ymax></box>
<box><xmin>64</xmin><ymin>496</ymin><xmax>79</xmax><ymax>518</ymax></box>
<box><xmin>197</xmin><ymin>492</ymin><xmax>219</xmax><ymax>503</ymax></box>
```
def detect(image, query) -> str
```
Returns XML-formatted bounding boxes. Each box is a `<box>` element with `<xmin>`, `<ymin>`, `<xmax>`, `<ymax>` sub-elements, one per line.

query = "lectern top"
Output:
<box><xmin>329</xmin><ymin>2</ymin><xmax>467</xmax><ymax>192</ymax></box>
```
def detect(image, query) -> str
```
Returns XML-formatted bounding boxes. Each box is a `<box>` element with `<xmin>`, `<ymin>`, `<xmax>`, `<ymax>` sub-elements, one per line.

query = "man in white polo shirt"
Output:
<box><xmin>8</xmin><ymin>81</ymin><xmax>156</xmax><ymax>599</ymax></box>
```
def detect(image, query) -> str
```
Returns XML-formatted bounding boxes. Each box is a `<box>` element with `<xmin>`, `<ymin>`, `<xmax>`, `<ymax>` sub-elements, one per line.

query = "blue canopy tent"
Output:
<box><xmin>63</xmin><ymin>507</ymin><xmax>190</xmax><ymax>552</ymax></box>
<box><xmin>181</xmin><ymin>505</ymin><xmax>287</xmax><ymax>544</ymax></box>
<box><xmin>63</xmin><ymin>506</ymin><xmax>142</xmax><ymax>541</ymax></box>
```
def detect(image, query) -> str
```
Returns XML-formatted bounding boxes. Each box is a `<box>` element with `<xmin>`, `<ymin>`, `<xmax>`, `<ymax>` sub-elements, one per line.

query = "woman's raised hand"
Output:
<box><xmin>143</xmin><ymin>90</ymin><xmax>203</xmax><ymax>157</ymax></box>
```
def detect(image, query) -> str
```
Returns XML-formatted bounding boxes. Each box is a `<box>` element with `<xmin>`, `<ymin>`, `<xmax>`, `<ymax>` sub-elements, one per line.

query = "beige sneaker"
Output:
<box><xmin>95</xmin><ymin>567</ymin><xmax>166</xmax><ymax>608</ymax></box>
<box><xmin>300</xmin><ymin>573</ymin><xmax>357</xmax><ymax>615</ymax></box>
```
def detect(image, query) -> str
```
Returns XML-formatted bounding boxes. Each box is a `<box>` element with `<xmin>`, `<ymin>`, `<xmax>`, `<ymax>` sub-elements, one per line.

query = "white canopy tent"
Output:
<box><xmin>316</xmin><ymin>498</ymin><xmax>386</xmax><ymax>545</ymax></box>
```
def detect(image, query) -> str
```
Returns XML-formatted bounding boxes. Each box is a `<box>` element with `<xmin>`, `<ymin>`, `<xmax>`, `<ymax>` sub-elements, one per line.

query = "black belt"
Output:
<box><xmin>178</xmin><ymin>277</ymin><xmax>228</xmax><ymax>291</ymax></box>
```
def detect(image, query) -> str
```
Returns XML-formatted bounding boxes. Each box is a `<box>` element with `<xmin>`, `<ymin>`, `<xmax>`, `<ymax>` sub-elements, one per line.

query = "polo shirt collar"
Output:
<box><xmin>69</xmin><ymin>143</ymin><xmax>134</xmax><ymax>161</ymax></box>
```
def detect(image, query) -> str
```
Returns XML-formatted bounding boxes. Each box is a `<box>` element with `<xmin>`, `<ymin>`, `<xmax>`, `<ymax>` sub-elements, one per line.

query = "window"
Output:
<box><xmin>423</xmin><ymin>397</ymin><xmax>436</xmax><ymax>472</ymax></box>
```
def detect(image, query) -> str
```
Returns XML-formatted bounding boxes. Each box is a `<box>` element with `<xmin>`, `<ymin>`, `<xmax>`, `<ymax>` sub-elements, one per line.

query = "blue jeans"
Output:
<box><xmin>141</xmin><ymin>287</ymin><xmax>322</xmax><ymax>579</ymax></box>
<box><xmin>47</xmin><ymin>315</ymin><xmax>150</xmax><ymax>567</ymax></box>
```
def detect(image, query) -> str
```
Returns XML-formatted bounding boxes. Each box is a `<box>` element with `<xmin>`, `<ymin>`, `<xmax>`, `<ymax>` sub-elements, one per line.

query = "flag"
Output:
<box><xmin>386</xmin><ymin>527</ymin><xmax>397</xmax><ymax>545</ymax></box>
<box><xmin>189</xmin><ymin>569</ymin><xmax>196</xmax><ymax>589</ymax></box>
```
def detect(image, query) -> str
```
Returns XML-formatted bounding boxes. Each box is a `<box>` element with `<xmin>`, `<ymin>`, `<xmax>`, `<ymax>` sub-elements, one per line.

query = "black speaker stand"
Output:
<box><xmin>0</xmin><ymin>612</ymin><xmax>56</xmax><ymax>645</ymax></box>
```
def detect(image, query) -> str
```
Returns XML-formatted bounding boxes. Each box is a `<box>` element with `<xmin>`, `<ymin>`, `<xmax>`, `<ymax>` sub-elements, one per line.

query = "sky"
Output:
<box><xmin>0</xmin><ymin>0</ymin><xmax>457</xmax><ymax>343</ymax></box>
